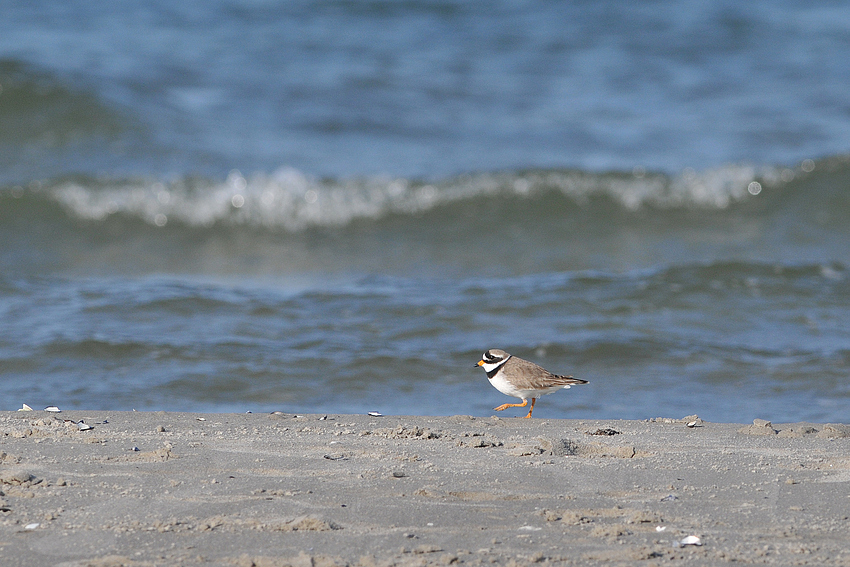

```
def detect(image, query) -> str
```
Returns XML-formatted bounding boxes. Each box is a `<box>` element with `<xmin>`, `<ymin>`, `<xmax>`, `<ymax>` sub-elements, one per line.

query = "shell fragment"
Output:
<box><xmin>678</xmin><ymin>535</ymin><xmax>702</xmax><ymax>547</ymax></box>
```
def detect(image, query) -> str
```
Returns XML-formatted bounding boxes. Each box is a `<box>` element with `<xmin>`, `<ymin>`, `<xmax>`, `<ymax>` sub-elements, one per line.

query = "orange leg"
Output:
<box><xmin>524</xmin><ymin>398</ymin><xmax>537</xmax><ymax>419</ymax></box>
<box><xmin>494</xmin><ymin>399</ymin><xmax>528</xmax><ymax>412</ymax></box>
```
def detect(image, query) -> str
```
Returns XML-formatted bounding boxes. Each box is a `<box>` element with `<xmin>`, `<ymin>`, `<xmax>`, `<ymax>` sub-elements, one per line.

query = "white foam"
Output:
<box><xmin>49</xmin><ymin>163</ymin><xmax>782</xmax><ymax>230</ymax></box>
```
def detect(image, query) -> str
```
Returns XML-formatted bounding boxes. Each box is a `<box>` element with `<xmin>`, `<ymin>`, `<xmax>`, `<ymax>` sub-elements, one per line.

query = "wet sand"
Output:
<box><xmin>1</xmin><ymin>411</ymin><xmax>849</xmax><ymax>567</ymax></box>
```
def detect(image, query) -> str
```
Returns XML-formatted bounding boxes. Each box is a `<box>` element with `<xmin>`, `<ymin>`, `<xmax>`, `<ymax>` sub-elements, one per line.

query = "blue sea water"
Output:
<box><xmin>1</xmin><ymin>1</ymin><xmax>849</xmax><ymax>422</ymax></box>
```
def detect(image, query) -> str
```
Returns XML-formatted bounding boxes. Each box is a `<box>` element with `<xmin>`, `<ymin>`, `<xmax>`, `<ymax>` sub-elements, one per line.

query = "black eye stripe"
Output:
<box><xmin>484</xmin><ymin>351</ymin><xmax>500</xmax><ymax>362</ymax></box>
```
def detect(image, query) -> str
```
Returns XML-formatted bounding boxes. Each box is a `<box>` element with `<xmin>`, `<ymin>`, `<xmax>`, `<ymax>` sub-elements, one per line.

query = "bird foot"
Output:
<box><xmin>493</xmin><ymin>400</ymin><xmax>528</xmax><ymax>412</ymax></box>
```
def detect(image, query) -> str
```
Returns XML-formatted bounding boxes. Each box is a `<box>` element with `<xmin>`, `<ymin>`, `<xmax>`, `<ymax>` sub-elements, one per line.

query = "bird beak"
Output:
<box><xmin>475</xmin><ymin>360</ymin><xmax>484</xmax><ymax>367</ymax></box>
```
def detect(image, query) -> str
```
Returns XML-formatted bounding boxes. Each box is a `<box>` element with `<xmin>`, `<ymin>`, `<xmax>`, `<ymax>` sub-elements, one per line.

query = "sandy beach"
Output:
<box><xmin>1</xmin><ymin>411</ymin><xmax>849</xmax><ymax>567</ymax></box>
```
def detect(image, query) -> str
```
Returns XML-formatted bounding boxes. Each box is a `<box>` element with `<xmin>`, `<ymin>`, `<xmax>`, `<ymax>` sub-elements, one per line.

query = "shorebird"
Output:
<box><xmin>476</xmin><ymin>349</ymin><xmax>587</xmax><ymax>418</ymax></box>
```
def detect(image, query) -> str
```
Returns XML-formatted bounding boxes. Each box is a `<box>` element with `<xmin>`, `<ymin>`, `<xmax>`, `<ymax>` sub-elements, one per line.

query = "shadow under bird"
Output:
<box><xmin>476</xmin><ymin>349</ymin><xmax>588</xmax><ymax>418</ymax></box>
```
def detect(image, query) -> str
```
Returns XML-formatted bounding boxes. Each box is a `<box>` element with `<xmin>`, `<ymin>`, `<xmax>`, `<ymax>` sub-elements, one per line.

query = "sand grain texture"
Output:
<box><xmin>1</xmin><ymin>412</ymin><xmax>849</xmax><ymax>566</ymax></box>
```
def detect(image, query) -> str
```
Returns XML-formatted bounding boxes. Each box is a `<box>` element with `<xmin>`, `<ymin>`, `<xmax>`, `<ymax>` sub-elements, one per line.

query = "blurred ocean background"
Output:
<box><xmin>2</xmin><ymin>0</ymin><xmax>849</xmax><ymax>422</ymax></box>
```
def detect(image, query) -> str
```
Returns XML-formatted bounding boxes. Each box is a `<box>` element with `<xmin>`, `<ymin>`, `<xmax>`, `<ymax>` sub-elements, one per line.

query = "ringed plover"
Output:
<box><xmin>476</xmin><ymin>349</ymin><xmax>587</xmax><ymax>418</ymax></box>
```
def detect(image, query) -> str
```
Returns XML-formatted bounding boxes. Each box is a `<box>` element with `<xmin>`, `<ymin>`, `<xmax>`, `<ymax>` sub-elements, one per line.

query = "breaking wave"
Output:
<box><xmin>7</xmin><ymin>158</ymin><xmax>831</xmax><ymax>232</ymax></box>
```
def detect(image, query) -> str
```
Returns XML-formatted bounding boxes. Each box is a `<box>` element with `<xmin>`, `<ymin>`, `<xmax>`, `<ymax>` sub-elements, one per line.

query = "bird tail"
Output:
<box><xmin>557</xmin><ymin>375</ymin><xmax>588</xmax><ymax>385</ymax></box>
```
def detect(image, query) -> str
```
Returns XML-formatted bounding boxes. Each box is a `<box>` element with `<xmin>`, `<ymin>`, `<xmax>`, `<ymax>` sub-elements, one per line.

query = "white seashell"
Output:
<box><xmin>24</xmin><ymin>523</ymin><xmax>40</xmax><ymax>530</ymax></box>
<box><xmin>655</xmin><ymin>526</ymin><xmax>667</xmax><ymax>532</ymax></box>
<box><xmin>45</xmin><ymin>406</ymin><xmax>61</xmax><ymax>413</ymax></box>
<box><xmin>686</xmin><ymin>421</ymin><xmax>697</xmax><ymax>428</ymax></box>
<box><xmin>196</xmin><ymin>417</ymin><xmax>207</xmax><ymax>421</ymax></box>
<box><xmin>518</xmin><ymin>525</ymin><xmax>542</xmax><ymax>531</ymax></box>
<box><xmin>367</xmin><ymin>411</ymin><xmax>383</xmax><ymax>417</ymax></box>
<box><xmin>18</xmin><ymin>404</ymin><xmax>33</xmax><ymax>412</ymax></box>
<box><xmin>679</xmin><ymin>535</ymin><xmax>702</xmax><ymax>546</ymax></box>
<box><xmin>77</xmin><ymin>421</ymin><xmax>94</xmax><ymax>431</ymax></box>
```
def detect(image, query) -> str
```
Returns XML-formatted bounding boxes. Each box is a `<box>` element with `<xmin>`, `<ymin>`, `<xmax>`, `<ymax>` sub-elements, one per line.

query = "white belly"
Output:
<box><xmin>489</xmin><ymin>373</ymin><xmax>567</xmax><ymax>401</ymax></box>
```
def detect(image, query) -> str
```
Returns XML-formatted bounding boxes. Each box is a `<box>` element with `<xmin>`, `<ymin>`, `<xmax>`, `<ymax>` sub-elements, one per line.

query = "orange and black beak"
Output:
<box><xmin>475</xmin><ymin>359</ymin><xmax>484</xmax><ymax>368</ymax></box>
